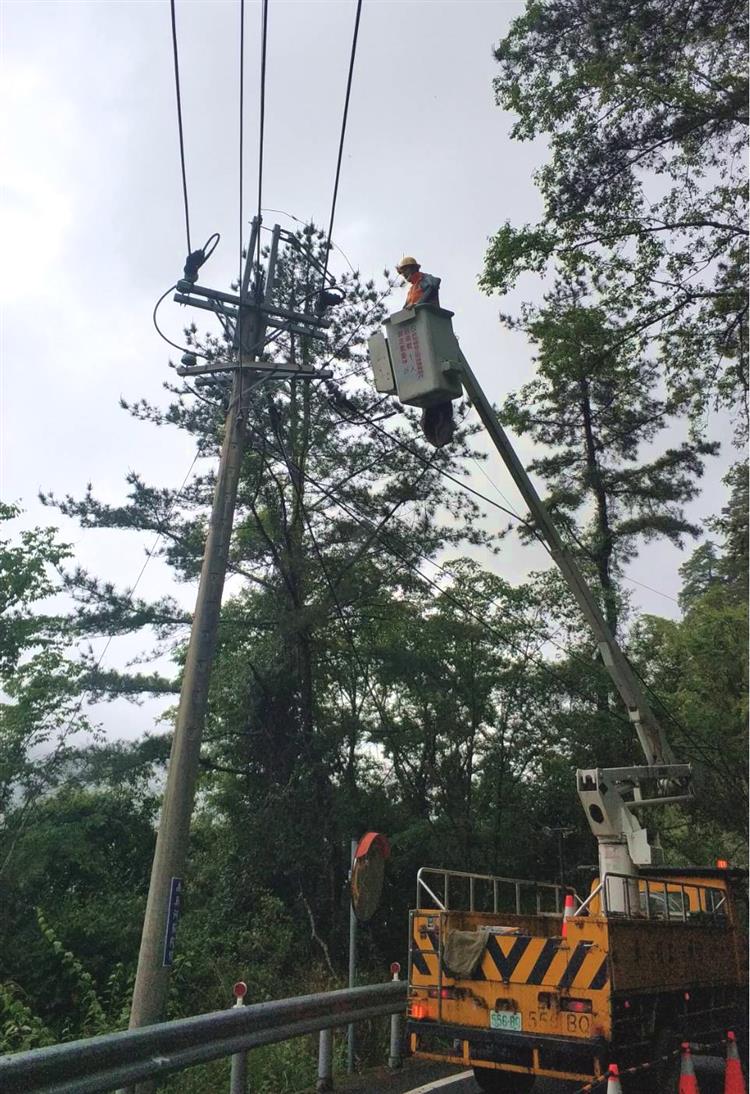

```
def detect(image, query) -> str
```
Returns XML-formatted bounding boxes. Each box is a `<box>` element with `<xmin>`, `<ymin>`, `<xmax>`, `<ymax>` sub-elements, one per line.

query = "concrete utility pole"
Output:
<box><xmin>128</xmin><ymin>219</ymin><xmax>331</xmax><ymax>1048</ymax></box>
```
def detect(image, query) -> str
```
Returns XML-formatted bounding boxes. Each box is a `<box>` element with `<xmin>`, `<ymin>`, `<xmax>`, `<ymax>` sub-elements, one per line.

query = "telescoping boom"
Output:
<box><xmin>368</xmin><ymin>303</ymin><xmax>692</xmax><ymax>876</ymax></box>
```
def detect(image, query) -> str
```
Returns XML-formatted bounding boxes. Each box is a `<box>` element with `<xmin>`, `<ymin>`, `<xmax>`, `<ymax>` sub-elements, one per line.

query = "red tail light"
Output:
<box><xmin>561</xmin><ymin>998</ymin><xmax>593</xmax><ymax>1014</ymax></box>
<box><xmin>428</xmin><ymin>987</ymin><xmax>459</xmax><ymax>999</ymax></box>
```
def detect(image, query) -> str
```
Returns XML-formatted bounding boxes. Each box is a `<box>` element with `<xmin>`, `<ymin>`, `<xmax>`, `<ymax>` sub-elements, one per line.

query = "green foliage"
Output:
<box><xmin>0</xmin><ymin>503</ymin><xmax>71</xmax><ymax>674</ymax></box>
<box><xmin>498</xmin><ymin>297</ymin><xmax>717</xmax><ymax>633</ymax></box>
<box><xmin>632</xmin><ymin>466</ymin><xmax>749</xmax><ymax>850</ymax></box>
<box><xmin>0</xmin><ymin>506</ymin><xmax>94</xmax><ymax>868</ymax></box>
<box><xmin>0</xmin><ymin>982</ymin><xmax>55</xmax><ymax>1054</ymax></box>
<box><xmin>483</xmin><ymin>0</ymin><xmax>748</xmax><ymax>432</ymax></box>
<box><xmin>3</xmin><ymin>211</ymin><xmax>743</xmax><ymax>1088</ymax></box>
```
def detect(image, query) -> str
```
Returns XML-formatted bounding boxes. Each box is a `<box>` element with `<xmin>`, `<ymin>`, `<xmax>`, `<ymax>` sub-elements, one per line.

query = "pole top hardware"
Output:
<box><xmin>176</xmin><ymin>361</ymin><xmax>333</xmax><ymax>381</ymax></box>
<box><xmin>182</xmin><ymin>233</ymin><xmax>220</xmax><ymax>285</ymax></box>
<box><xmin>175</xmin><ymin>281</ymin><xmax>332</xmax><ymax>330</ymax></box>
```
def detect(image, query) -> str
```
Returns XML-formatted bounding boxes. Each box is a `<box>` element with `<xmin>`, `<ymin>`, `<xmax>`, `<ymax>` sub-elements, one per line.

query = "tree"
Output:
<box><xmin>497</xmin><ymin>295</ymin><xmax>717</xmax><ymax>634</ymax></box>
<box><xmin>482</xmin><ymin>0</ymin><xmax>748</xmax><ymax>433</ymax></box>
<box><xmin>41</xmin><ymin>225</ymin><xmax>495</xmax><ymax>973</ymax></box>
<box><xmin>0</xmin><ymin>505</ymin><xmax>92</xmax><ymax>875</ymax></box>
<box><xmin>631</xmin><ymin>462</ymin><xmax>749</xmax><ymax>854</ymax></box>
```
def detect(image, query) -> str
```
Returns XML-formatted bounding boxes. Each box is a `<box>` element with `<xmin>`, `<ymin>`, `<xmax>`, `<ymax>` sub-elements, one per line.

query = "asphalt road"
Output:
<box><xmin>310</xmin><ymin>1050</ymin><xmax>730</xmax><ymax>1093</ymax></box>
<box><xmin>403</xmin><ymin>1054</ymin><xmax>726</xmax><ymax>1093</ymax></box>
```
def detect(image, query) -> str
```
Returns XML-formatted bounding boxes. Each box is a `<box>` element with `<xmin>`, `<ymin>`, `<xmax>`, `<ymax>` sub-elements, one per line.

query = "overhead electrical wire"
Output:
<box><xmin>239</xmin><ymin>0</ymin><xmax>245</xmax><ymax>288</ymax></box>
<box><xmin>256</xmin><ymin>0</ymin><xmax>269</xmax><ymax>272</ymax></box>
<box><xmin>153</xmin><ymin>283</ymin><xmax>200</xmax><ymax>358</ymax></box>
<box><xmin>321</xmin><ymin>401</ymin><xmax>695</xmax><ymax>748</ymax></box>
<box><xmin>248</xmin><ymin>382</ymin><xmax>696</xmax><ymax>752</ymax></box>
<box><xmin>259</xmin><ymin>414</ymin><xmax>575</xmax><ymax>748</ymax></box>
<box><xmin>242</xmin><ymin>417</ymin><xmax>637</xmax><ymax>732</ymax></box>
<box><xmin>328</xmin><ymin>390</ymin><xmax>684</xmax><ymax>613</ymax></box>
<box><xmin>320</xmin><ymin>395</ymin><xmax>689</xmax><ymax>738</ymax></box>
<box><xmin>170</xmin><ymin>0</ymin><xmax>192</xmax><ymax>253</ymax></box>
<box><xmin>323</xmin><ymin>394</ymin><xmax>535</xmax><ymax>532</ymax></box>
<box><xmin>166</xmin><ymin>0</ymin><xmax>678</xmax><ymax>742</ymax></box>
<box><xmin>320</xmin><ymin>0</ymin><xmax>363</xmax><ymax>292</ymax></box>
<box><xmin>262</xmin><ymin>209</ymin><xmax>357</xmax><ymax>274</ymax></box>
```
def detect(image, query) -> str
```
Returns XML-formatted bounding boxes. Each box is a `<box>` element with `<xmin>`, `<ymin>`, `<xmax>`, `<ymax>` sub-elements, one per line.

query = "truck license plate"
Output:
<box><xmin>490</xmin><ymin>1010</ymin><xmax>522</xmax><ymax>1032</ymax></box>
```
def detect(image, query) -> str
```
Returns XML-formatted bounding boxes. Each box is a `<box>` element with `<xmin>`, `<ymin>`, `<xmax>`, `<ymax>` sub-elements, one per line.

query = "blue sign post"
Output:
<box><xmin>162</xmin><ymin>877</ymin><xmax>183</xmax><ymax>967</ymax></box>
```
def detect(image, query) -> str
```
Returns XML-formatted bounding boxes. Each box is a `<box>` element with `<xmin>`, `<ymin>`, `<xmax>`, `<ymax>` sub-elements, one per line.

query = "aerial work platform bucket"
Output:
<box><xmin>368</xmin><ymin>305</ymin><xmax>464</xmax><ymax>407</ymax></box>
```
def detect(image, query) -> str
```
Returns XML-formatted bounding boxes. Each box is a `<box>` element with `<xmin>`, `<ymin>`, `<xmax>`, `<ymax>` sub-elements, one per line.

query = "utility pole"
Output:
<box><xmin>128</xmin><ymin>220</ymin><xmax>332</xmax><ymax>1048</ymax></box>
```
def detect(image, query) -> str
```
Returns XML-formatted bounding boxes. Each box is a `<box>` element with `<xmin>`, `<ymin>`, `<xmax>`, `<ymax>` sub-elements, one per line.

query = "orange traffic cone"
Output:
<box><xmin>561</xmin><ymin>893</ymin><xmax>575</xmax><ymax>939</ymax></box>
<box><xmin>606</xmin><ymin>1062</ymin><xmax>623</xmax><ymax>1092</ymax></box>
<box><xmin>679</xmin><ymin>1042</ymin><xmax>701</xmax><ymax>1094</ymax></box>
<box><xmin>725</xmin><ymin>1031</ymin><xmax>747</xmax><ymax>1094</ymax></box>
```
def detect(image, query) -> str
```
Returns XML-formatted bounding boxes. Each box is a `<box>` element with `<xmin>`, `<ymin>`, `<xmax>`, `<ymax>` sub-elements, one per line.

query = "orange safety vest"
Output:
<box><xmin>405</xmin><ymin>271</ymin><xmax>441</xmax><ymax>309</ymax></box>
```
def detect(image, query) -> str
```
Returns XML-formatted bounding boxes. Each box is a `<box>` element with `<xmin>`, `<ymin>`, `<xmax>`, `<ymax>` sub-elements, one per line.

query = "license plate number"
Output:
<box><xmin>490</xmin><ymin>1010</ymin><xmax>522</xmax><ymax>1031</ymax></box>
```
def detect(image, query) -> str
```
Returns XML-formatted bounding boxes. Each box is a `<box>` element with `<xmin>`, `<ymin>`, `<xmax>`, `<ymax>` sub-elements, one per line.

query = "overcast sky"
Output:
<box><xmin>1</xmin><ymin>0</ymin><xmax>732</xmax><ymax>744</ymax></box>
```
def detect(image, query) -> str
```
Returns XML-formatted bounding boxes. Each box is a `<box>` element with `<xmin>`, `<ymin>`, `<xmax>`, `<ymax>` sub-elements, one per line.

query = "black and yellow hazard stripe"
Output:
<box><xmin>479</xmin><ymin>934</ymin><xmax>608</xmax><ymax>992</ymax></box>
<box><xmin>411</xmin><ymin>918</ymin><xmax>609</xmax><ymax>992</ymax></box>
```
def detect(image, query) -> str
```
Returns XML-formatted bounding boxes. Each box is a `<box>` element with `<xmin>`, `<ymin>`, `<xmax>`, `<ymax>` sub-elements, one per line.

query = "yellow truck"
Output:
<box><xmin>407</xmin><ymin>864</ymin><xmax>748</xmax><ymax>1091</ymax></box>
<box><xmin>367</xmin><ymin>306</ymin><xmax>748</xmax><ymax>1091</ymax></box>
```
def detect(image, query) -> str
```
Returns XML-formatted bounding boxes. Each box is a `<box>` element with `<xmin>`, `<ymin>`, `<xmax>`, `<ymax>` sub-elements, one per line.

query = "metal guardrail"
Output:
<box><xmin>0</xmin><ymin>981</ymin><xmax>407</xmax><ymax>1094</ymax></box>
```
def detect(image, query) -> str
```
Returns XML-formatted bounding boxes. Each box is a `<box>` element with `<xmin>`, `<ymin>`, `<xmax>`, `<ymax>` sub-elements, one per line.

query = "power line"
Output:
<box><xmin>244</xmin><ymin>389</ymin><xmax>605</xmax><ymax>692</ymax></box>
<box><xmin>262</xmin><ymin>208</ymin><xmax>358</xmax><ymax>274</ymax></box>
<box><xmin>323</xmin><ymin>394</ymin><xmax>534</xmax><ymax>531</ymax></box>
<box><xmin>260</xmin><ymin>413</ymin><xmax>577</xmax><ymax>769</ymax></box>
<box><xmin>258</xmin><ymin>386</ymin><xmax>694</xmax><ymax>755</ymax></box>
<box><xmin>242</xmin><ymin>417</ymin><xmax>635</xmax><ymax>731</ymax></box>
<box><xmin>256</xmin><ymin>0</ymin><xmax>269</xmax><ymax>271</ymax></box>
<box><xmin>169</xmin><ymin>0</ymin><xmax>191</xmax><ymax>253</ymax></box>
<box><xmin>320</xmin><ymin>0</ymin><xmax>363</xmax><ymax>291</ymax></box>
<box><xmin>332</xmin><ymin>389</ymin><xmax>685</xmax><ymax>615</ymax></box>
<box><xmin>239</xmin><ymin>0</ymin><xmax>245</xmax><ymax>288</ymax></box>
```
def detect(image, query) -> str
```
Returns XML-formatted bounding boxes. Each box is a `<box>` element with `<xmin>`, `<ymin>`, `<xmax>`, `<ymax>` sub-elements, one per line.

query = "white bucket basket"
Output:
<box><xmin>368</xmin><ymin>305</ymin><xmax>464</xmax><ymax>407</ymax></box>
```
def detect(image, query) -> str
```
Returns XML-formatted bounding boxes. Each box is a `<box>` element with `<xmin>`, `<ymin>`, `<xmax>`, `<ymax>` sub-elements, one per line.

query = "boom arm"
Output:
<box><xmin>455</xmin><ymin>351</ymin><xmax>674</xmax><ymax>768</ymax></box>
<box><xmin>368</xmin><ymin>304</ymin><xmax>693</xmax><ymax>873</ymax></box>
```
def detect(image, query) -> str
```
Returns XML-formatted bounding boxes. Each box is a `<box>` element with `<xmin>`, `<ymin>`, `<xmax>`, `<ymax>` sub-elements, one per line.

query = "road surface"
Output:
<box><xmin>305</xmin><ymin>1052</ymin><xmax>727</xmax><ymax>1093</ymax></box>
<box><xmin>402</xmin><ymin>1054</ymin><xmax>725</xmax><ymax>1093</ymax></box>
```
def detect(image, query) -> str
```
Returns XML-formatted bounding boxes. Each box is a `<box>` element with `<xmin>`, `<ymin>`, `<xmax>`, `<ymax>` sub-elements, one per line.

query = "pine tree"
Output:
<box><xmin>41</xmin><ymin>225</ymin><xmax>494</xmax><ymax>963</ymax></box>
<box><xmin>498</xmin><ymin>290</ymin><xmax>718</xmax><ymax>635</ymax></box>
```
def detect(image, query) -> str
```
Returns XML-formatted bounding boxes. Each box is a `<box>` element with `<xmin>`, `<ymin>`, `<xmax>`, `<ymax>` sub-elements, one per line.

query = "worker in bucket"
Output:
<box><xmin>396</xmin><ymin>256</ymin><xmax>441</xmax><ymax>309</ymax></box>
<box><xmin>396</xmin><ymin>256</ymin><xmax>455</xmax><ymax>448</ymax></box>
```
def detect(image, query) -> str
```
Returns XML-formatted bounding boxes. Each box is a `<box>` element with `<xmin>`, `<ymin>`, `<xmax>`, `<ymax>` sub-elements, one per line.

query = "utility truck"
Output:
<box><xmin>368</xmin><ymin>305</ymin><xmax>748</xmax><ymax>1092</ymax></box>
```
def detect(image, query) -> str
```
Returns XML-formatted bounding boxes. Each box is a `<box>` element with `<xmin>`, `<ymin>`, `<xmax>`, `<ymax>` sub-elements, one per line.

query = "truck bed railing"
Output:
<box><xmin>416</xmin><ymin>866</ymin><xmax>568</xmax><ymax>916</ymax></box>
<box><xmin>415</xmin><ymin>868</ymin><xmax>729</xmax><ymax>925</ymax></box>
<box><xmin>578</xmin><ymin>872</ymin><xmax>729</xmax><ymax>924</ymax></box>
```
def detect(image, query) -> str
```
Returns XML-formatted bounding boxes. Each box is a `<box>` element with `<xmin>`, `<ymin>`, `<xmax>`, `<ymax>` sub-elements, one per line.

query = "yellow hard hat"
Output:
<box><xmin>396</xmin><ymin>255</ymin><xmax>420</xmax><ymax>272</ymax></box>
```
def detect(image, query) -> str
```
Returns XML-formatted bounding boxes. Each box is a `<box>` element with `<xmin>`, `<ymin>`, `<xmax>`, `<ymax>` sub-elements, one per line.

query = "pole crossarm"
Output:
<box><xmin>176</xmin><ymin>362</ymin><xmax>333</xmax><ymax>379</ymax></box>
<box><xmin>0</xmin><ymin>983</ymin><xmax>407</xmax><ymax>1094</ymax></box>
<box><xmin>175</xmin><ymin>281</ymin><xmax>331</xmax><ymax>329</ymax></box>
<box><xmin>172</xmin><ymin>293</ymin><xmax>329</xmax><ymax>341</ymax></box>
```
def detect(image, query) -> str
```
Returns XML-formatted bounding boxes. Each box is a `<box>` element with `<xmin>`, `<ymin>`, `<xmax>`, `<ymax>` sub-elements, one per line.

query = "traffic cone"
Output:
<box><xmin>561</xmin><ymin>893</ymin><xmax>575</xmax><ymax>939</ymax></box>
<box><xmin>606</xmin><ymin>1062</ymin><xmax>623</xmax><ymax>1092</ymax></box>
<box><xmin>725</xmin><ymin>1031</ymin><xmax>747</xmax><ymax>1094</ymax></box>
<box><xmin>679</xmin><ymin>1042</ymin><xmax>701</xmax><ymax>1094</ymax></box>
